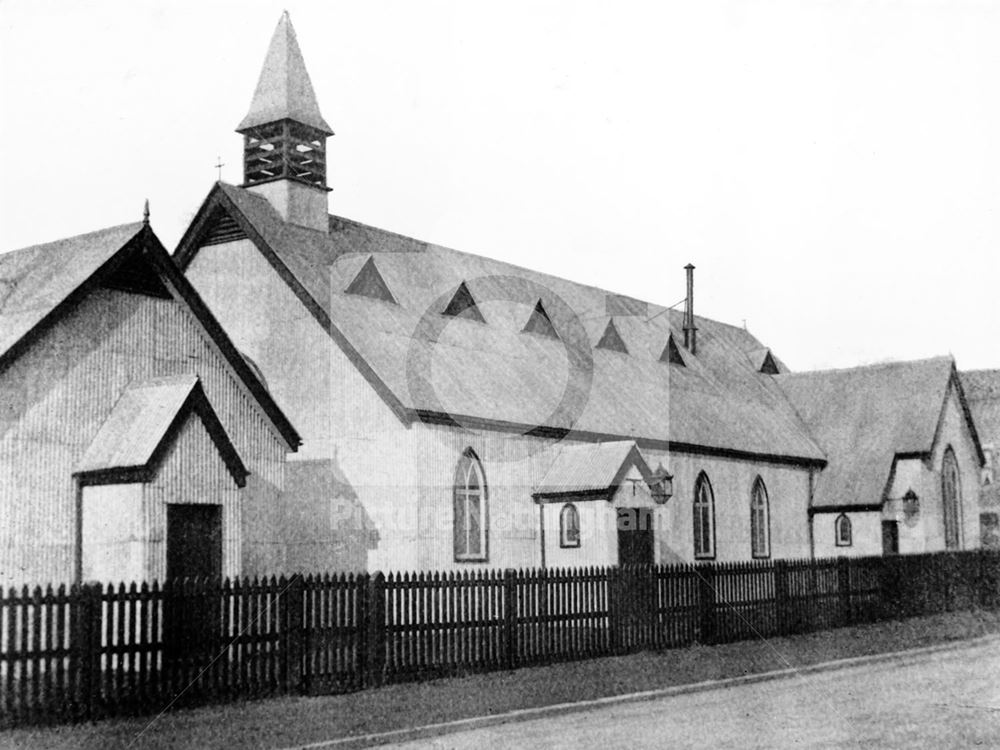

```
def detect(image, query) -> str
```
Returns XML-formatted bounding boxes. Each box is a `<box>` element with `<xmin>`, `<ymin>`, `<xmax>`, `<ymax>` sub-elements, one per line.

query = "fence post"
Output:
<box><xmin>697</xmin><ymin>564</ymin><xmax>715</xmax><ymax>645</ymax></box>
<box><xmin>774</xmin><ymin>560</ymin><xmax>789</xmax><ymax>635</ymax></box>
<box><xmin>284</xmin><ymin>575</ymin><xmax>305</xmax><ymax>695</ymax></box>
<box><xmin>364</xmin><ymin>573</ymin><xmax>386</xmax><ymax>688</ymax></box>
<box><xmin>503</xmin><ymin>569</ymin><xmax>517</xmax><ymax>670</ymax></box>
<box><xmin>75</xmin><ymin>583</ymin><xmax>102</xmax><ymax>721</ymax></box>
<box><xmin>607</xmin><ymin>567</ymin><xmax>621</xmax><ymax>653</ymax></box>
<box><xmin>837</xmin><ymin>557</ymin><xmax>852</xmax><ymax>626</ymax></box>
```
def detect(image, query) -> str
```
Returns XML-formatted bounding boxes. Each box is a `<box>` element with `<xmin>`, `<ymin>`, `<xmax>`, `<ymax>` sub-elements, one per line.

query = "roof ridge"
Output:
<box><xmin>778</xmin><ymin>355</ymin><xmax>954</xmax><ymax>379</ymax></box>
<box><xmin>327</xmin><ymin>212</ymin><xmax>744</xmax><ymax>334</ymax></box>
<box><xmin>2</xmin><ymin>221</ymin><xmax>144</xmax><ymax>260</ymax></box>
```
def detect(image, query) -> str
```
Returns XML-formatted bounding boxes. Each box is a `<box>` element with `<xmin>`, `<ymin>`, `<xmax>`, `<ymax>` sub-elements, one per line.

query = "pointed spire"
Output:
<box><xmin>237</xmin><ymin>12</ymin><xmax>333</xmax><ymax>134</ymax></box>
<box><xmin>142</xmin><ymin>199</ymin><xmax>150</xmax><ymax>226</ymax></box>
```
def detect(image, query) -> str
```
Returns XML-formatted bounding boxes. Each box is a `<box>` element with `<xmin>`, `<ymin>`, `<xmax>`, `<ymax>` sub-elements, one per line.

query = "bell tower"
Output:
<box><xmin>237</xmin><ymin>12</ymin><xmax>334</xmax><ymax>232</ymax></box>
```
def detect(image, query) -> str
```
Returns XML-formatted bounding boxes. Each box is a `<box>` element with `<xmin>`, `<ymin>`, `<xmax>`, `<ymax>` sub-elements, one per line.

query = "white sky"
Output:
<box><xmin>1</xmin><ymin>0</ymin><xmax>997</xmax><ymax>371</ymax></box>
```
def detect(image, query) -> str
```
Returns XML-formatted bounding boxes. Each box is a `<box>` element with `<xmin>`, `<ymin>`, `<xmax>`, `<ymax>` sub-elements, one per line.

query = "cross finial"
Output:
<box><xmin>215</xmin><ymin>156</ymin><xmax>225</xmax><ymax>182</ymax></box>
<box><xmin>142</xmin><ymin>199</ymin><xmax>150</xmax><ymax>226</ymax></box>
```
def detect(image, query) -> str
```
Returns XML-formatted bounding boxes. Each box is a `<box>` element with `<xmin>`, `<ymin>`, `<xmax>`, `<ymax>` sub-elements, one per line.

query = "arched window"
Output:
<box><xmin>454</xmin><ymin>449</ymin><xmax>488</xmax><ymax>561</ymax></box>
<box><xmin>750</xmin><ymin>477</ymin><xmax>770</xmax><ymax>559</ymax></box>
<box><xmin>942</xmin><ymin>446</ymin><xmax>961</xmax><ymax>550</ymax></box>
<box><xmin>835</xmin><ymin>514</ymin><xmax>852</xmax><ymax>547</ymax></box>
<box><xmin>560</xmin><ymin>504</ymin><xmax>580</xmax><ymax>548</ymax></box>
<box><xmin>693</xmin><ymin>473</ymin><xmax>715</xmax><ymax>559</ymax></box>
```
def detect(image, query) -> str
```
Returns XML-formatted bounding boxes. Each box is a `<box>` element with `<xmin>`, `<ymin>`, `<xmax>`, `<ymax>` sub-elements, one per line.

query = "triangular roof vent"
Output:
<box><xmin>345</xmin><ymin>257</ymin><xmax>396</xmax><ymax>303</ymax></box>
<box><xmin>596</xmin><ymin>319</ymin><xmax>628</xmax><ymax>354</ymax></box>
<box><xmin>523</xmin><ymin>300</ymin><xmax>558</xmax><ymax>339</ymax></box>
<box><xmin>760</xmin><ymin>350</ymin><xmax>780</xmax><ymax>375</ymax></box>
<box><xmin>660</xmin><ymin>335</ymin><xmax>685</xmax><ymax>366</ymax></box>
<box><xmin>442</xmin><ymin>282</ymin><xmax>485</xmax><ymax>323</ymax></box>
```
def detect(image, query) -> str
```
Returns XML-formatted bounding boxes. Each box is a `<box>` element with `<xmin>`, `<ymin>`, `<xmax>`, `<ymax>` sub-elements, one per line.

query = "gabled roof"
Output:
<box><xmin>0</xmin><ymin>223</ymin><xmax>145</xmax><ymax>361</ymax></box>
<box><xmin>237</xmin><ymin>12</ymin><xmax>333</xmax><ymax>134</ymax></box>
<box><xmin>777</xmin><ymin>357</ymin><xmax>983</xmax><ymax>509</ymax></box>
<box><xmin>75</xmin><ymin>375</ymin><xmax>248</xmax><ymax>487</ymax></box>
<box><xmin>962</xmin><ymin>369</ymin><xmax>1000</xmax><ymax>443</ymax></box>
<box><xmin>533</xmin><ymin>441</ymin><xmax>652</xmax><ymax>499</ymax></box>
<box><xmin>175</xmin><ymin>182</ymin><xmax>826</xmax><ymax>466</ymax></box>
<box><xmin>0</xmin><ymin>220</ymin><xmax>300</xmax><ymax>451</ymax></box>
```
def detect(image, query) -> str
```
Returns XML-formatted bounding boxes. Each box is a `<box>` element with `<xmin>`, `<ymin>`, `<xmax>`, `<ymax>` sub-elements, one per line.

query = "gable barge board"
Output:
<box><xmin>175</xmin><ymin>186</ymin><xmax>412</xmax><ymax>425</ymax></box>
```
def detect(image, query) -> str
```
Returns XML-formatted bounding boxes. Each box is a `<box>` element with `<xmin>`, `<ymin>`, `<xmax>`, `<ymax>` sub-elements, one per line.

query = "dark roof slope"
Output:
<box><xmin>962</xmin><ymin>369</ymin><xmax>1000</xmax><ymax>443</ymax></box>
<box><xmin>776</xmin><ymin>357</ymin><xmax>978</xmax><ymax>508</ymax></box>
<box><xmin>0</xmin><ymin>220</ymin><xmax>300</xmax><ymax>450</ymax></box>
<box><xmin>176</xmin><ymin>183</ymin><xmax>825</xmax><ymax>465</ymax></box>
<box><xmin>0</xmin><ymin>223</ymin><xmax>144</xmax><ymax>359</ymax></box>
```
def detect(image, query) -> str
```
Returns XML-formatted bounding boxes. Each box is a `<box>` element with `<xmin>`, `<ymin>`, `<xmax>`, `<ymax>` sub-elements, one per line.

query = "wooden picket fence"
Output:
<box><xmin>1</xmin><ymin>550</ymin><xmax>998</xmax><ymax>727</ymax></box>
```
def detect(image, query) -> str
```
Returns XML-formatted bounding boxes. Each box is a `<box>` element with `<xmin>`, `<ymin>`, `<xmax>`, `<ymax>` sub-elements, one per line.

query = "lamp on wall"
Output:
<box><xmin>650</xmin><ymin>463</ymin><xmax>674</xmax><ymax>504</ymax></box>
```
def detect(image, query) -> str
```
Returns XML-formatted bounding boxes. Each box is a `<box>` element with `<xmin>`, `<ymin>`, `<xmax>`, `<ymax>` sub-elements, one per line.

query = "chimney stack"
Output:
<box><xmin>683</xmin><ymin>264</ymin><xmax>697</xmax><ymax>355</ymax></box>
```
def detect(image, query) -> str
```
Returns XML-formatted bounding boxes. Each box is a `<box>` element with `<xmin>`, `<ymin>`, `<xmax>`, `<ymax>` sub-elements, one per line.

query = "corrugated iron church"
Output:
<box><xmin>174</xmin><ymin>15</ymin><xmax>985</xmax><ymax>575</ymax></box>
<box><xmin>0</xmin><ymin>13</ymin><xmax>989</xmax><ymax>586</ymax></box>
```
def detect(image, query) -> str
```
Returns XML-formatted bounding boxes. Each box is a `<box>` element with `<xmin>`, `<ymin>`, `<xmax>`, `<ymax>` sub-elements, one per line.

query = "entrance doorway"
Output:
<box><xmin>167</xmin><ymin>504</ymin><xmax>222</xmax><ymax>581</ymax></box>
<box><xmin>881</xmin><ymin>520</ymin><xmax>899</xmax><ymax>555</ymax></box>
<box><xmin>164</xmin><ymin>504</ymin><xmax>222</xmax><ymax>667</ymax></box>
<box><xmin>617</xmin><ymin>507</ymin><xmax>654</xmax><ymax>566</ymax></box>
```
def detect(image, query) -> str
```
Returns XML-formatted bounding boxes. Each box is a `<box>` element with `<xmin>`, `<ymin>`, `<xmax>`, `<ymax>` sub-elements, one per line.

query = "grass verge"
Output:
<box><xmin>4</xmin><ymin>609</ymin><xmax>999</xmax><ymax>750</ymax></box>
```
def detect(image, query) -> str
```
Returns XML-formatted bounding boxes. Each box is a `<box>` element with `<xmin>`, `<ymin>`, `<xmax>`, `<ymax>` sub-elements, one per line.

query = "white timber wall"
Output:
<box><xmin>813</xmin><ymin>511</ymin><xmax>882</xmax><ymax>558</ymax></box>
<box><xmin>185</xmin><ymin>239</ymin><xmax>816</xmax><ymax>575</ymax></box>
<box><xmin>142</xmin><ymin>411</ymin><xmax>242</xmax><ymax>581</ymax></box>
<box><xmin>187</xmin><ymin>239</ymin><xmax>407</xmax><ymax>573</ymax></box>
<box><xmin>80</xmin><ymin>484</ymin><xmax>145</xmax><ymax>584</ymax></box>
<box><xmin>0</xmin><ymin>287</ymin><xmax>286</xmax><ymax>587</ymax></box>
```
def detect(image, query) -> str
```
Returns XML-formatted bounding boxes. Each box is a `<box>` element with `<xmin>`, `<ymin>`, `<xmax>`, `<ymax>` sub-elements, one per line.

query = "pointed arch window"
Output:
<box><xmin>942</xmin><ymin>446</ymin><xmax>961</xmax><ymax>550</ymax></box>
<box><xmin>835</xmin><ymin>514</ymin><xmax>852</xmax><ymax>547</ymax></box>
<box><xmin>560</xmin><ymin>503</ymin><xmax>581</xmax><ymax>548</ymax></box>
<box><xmin>454</xmin><ymin>449</ymin><xmax>488</xmax><ymax>561</ymax></box>
<box><xmin>693</xmin><ymin>472</ymin><xmax>715</xmax><ymax>559</ymax></box>
<box><xmin>750</xmin><ymin>477</ymin><xmax>770</xmax><ymax>559</ymax></box>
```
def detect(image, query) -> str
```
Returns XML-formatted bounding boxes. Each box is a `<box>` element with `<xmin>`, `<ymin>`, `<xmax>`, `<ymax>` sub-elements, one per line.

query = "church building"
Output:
<box><xmin>174</xmin><ymin>13</ymin><xmax>986</xmax><ymax>573</ymax></box>
<box><xmin>2</xmin><ymin>13</ymin><xmax>987</xmax><ymax>588</ymax></box>
<box><xmin>0</xmin><ymin>215</ymin><xmax>307</xmax><ymax>587</ymax></box>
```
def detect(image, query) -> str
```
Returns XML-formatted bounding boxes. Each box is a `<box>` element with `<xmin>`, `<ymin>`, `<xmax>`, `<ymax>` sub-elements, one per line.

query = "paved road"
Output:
<box><xmin>382</xmin><ymin>641</ymin><xmax>1000</xmax><ymax>749</ymax></box>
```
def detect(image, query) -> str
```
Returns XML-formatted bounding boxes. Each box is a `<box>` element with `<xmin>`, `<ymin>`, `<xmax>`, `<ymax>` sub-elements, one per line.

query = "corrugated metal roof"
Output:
<box><xmin>962</xmin><ymin>369</ymin><xmax>1000</xmax><ymax>444</ymax></box>
<box><xmin>76</xmin><ymin>375</ymin><xmax>248</xmax><ymax>486</ymax></box>
<box><xmin>0</xmin><ymin>223</ymin><xmax>145</xmax><ymax>360</ymax></box>
<box><xmin>534</xmin><ymin>441</ymin><xmax>649</xmax><ymax>497</ymax></box>
<box><xmin>237</xmin><ymin>13</ymin><xmax>333</xmax><ymax>134</ymax></box>
<box><xmin>1</xmin><ymin>219</ymin><xmax>301</xmax><ymax>451</ymax></box>
<box><xmin>776</xmin><ymin>357</ymin><xmax>956</xmax><ymax>508</ymax></box>
<box><xmin>77</xmin><ymin>375</ymin><xmax>199</xmax><ymax>474</ymax></box>
<box><xmin>185</xmin><ymin>183</ymin><xmax>826</xmax><ymax>463</ymax></box>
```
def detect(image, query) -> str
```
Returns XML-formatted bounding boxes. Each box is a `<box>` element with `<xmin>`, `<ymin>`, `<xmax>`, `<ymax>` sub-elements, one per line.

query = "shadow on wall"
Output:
<box><xmin>280</xmin><ymin>455</ymin><xmax>378</xmax><ymax>573</ymax></box>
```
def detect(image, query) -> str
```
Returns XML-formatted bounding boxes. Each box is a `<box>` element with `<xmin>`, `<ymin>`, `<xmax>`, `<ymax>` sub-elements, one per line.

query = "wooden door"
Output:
<box><xmin>165</xmin><ymin>504</ymin><xmax>222</xmax><ymax>668</ymax></box>
<box><xmin>167</xmin><ymin>504</ymin><xmax>222</xmax><ymax>581</ymax></box>
<box><xmin>881</xmin><ymin>520</ymin><xmax>899</xmax><ymax>555</ymax></box>
<box><xmin>617</xmin><ymin>507</ymin><xmax>654</xmax><ymax>566</ymax></box>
